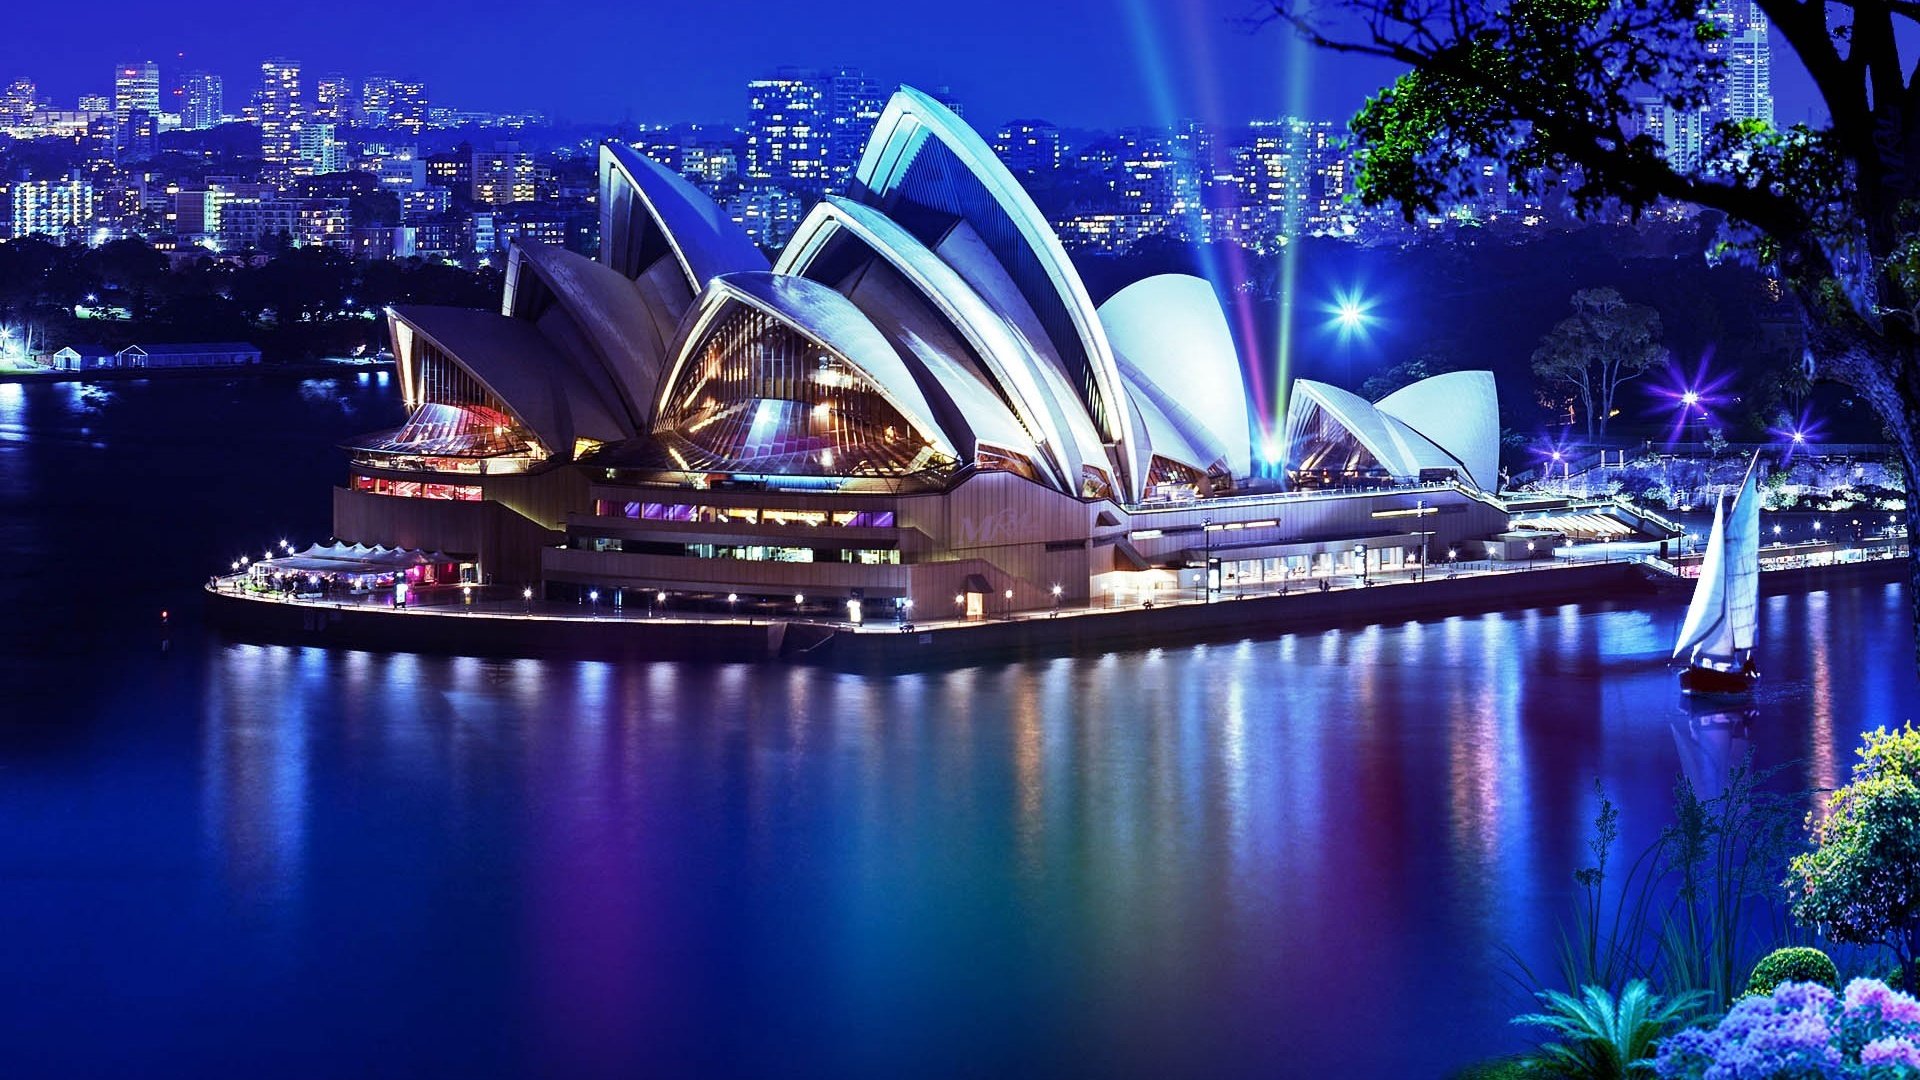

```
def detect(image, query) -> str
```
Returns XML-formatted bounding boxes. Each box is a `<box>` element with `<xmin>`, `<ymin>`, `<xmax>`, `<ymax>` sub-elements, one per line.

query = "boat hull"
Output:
<box><xmin>1680</xmin><ymin>664</ymin><xmax>1758</xmax><ymax>697</ymax></box>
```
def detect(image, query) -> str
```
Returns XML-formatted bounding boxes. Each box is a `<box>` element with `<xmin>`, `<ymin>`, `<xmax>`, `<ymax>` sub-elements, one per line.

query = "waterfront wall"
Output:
<box><xmin>205</xmin><ymin>556</ymin><xmax>1907</xmax><ymax>671</ymax></box>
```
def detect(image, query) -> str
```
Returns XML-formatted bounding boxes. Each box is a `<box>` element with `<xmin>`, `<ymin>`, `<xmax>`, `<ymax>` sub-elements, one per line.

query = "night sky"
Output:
<box><xmin>3</xmin><ymin>0</ymin><xmax>1826</xmax><ymax>129</ymax></box>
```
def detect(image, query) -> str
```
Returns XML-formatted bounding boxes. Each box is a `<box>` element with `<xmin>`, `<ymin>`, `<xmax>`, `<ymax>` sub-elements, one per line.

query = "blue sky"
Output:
<box><xmin>2</xmin><ymin>0</ymin><xmax>1826</xmax><ymax>129</ymax></box>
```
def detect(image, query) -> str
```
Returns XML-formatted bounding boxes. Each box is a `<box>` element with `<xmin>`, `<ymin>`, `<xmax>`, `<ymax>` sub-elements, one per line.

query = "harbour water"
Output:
<box><xmin>2</xmin><ymin>377</ymin><xmax>1915</xmax><ymax>1077</ymax></box>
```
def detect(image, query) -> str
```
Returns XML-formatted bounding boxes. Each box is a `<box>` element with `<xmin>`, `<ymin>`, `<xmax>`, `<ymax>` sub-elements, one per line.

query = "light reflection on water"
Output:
<box><xmin>98</xmin><ymin>588</ymin><xmax>1900</xmax><ymax>1075</ymax></box>
<box><xmin>2</xmin><ymin>376</ymin><xmax>1917</xmax><ymax>1076</ymax></box>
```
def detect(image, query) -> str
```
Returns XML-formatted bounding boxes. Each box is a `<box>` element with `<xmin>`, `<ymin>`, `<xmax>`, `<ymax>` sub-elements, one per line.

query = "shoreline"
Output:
<box><xmin>201</xmin><ymin>555</ymin><xmax>1908</xmax><ymax>670</ymax></box>
<box><xmin>0</xmin><ymin>359</ymin><xmax>394</xmax><ymax>384</ymax></box>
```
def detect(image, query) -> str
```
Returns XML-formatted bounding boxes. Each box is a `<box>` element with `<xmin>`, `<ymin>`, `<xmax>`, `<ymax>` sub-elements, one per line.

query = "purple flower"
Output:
<box><xmin>1861</xmin><ymin>1036</ymin><xmax>1920</xmax><ymax>1069</ymax></box>
<box><xmin>1843</xmin><ymin>978</ymin><xmax>1920</xmax><ymax>1028</ymax></box>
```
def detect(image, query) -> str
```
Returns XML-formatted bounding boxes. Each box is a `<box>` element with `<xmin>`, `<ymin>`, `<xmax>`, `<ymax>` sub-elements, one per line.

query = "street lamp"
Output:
<box><xmin>1354</xmin><ymin>543</ymin><xmax>1368</xmax><ymax>585</ymax></box>
<box><xmin>1201</xmin><ymin>517</ymin><xmax>1213</xmax><ymax>603</ymax></box>
<box><xmin>522</xmin><ymin>585</ymin><xmax>534</xmax><ymax>613</ymax></box>
<box><xmin>1050</xmin><ymin>583</ymin><xmax>1062</xmax><ymax>615</ymax></box>
<box><xmin>1003</xmin><ymin>588</ymin><xmax>1014</xmax><ymax>619</ymax></box>
<box><xmin>728</xmin><ymin>593</ymin><xmax>739</xmax><ymax>621</ymax></box>
<box><xmin>954</xmin><ymin>593</ymin><xmax>965</xmax><ymax>621</ymax></box>
<box><xmin>589</xmin><ymin>589</ymin><xmax>599</xmax><ymax>616</ymax></box>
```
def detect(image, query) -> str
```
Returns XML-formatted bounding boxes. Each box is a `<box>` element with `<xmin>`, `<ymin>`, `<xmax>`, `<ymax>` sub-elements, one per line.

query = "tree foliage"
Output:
<box><xmin>1532</xmin><ymin>288</ymin><xmax>1670</xmax><ymax>437</ymax></box>
<box><xmin>1788</xmin><ymin>725</ymin><xmax>1920</xmax><ymax>992</ymax></box>
<box><xmin>1270</xmin><ymin>0</ymin><xmax>1920</xmax><ymax>668</ymax></box>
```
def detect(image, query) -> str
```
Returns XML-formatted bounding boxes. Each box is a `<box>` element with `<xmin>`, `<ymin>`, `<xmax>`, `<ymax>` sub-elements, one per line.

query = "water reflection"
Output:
<box><xmin>1670</xmin><ymin>708</ymin><xmax>1755</xmax><ymax>801</ymax></box>
<box><xmin>110</xmin><ymin>589</ymin><xmax>1920</xmax><ymax>1074</ymax></box>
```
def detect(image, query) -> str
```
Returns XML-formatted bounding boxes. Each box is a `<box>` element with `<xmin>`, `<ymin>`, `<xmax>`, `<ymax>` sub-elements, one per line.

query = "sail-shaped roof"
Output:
<box><xmin>1375</xmin><ymin>370</ymin><xmax>1500</xmax><ymax>492</ymax></box>
<box><xmin>503</xmin><ymin>240</ymin><xmax>675</xmax><ymax>428</ymax></box>
<box><xmin>599</xmin><ymin>143</ymin><xmax>767</xmax><ymax>297</ymax></box>
<box><xmin>387</xmin><ymin>304</ymin><xmax>627</xmax><ymax>459</ymax></box>
<box><xmin>849</xmin><ymin>86</ymin><xmax>1141</xmax><ymax>498</ymax></box>
<box><xmin>1099</xmin><ymin>275</ymin><xmax>1251</xmax><ymax>479</ymax></box>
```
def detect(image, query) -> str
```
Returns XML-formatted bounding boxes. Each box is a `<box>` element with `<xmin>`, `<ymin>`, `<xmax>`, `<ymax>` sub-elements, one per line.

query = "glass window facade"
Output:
<box><xmin>593</xmin><ymin>499</ymin><xmax>896</xmax><ymax>528</ymax></box>
<box><xmin>352</xmin><ymin>475</ymin><xmax>483</xmax><ymax>501</ymax></box>
<box><xmin>656</xmin><ymin>300</ymin><xmax>952</xmax><ymax>479</ymax></box>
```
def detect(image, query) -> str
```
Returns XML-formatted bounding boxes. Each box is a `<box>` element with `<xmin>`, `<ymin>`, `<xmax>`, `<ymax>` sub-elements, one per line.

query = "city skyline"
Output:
<box><xmin>0</xmin><ymin>0</ymin><xmax>1826</xmax><ymax>129</ymax></box>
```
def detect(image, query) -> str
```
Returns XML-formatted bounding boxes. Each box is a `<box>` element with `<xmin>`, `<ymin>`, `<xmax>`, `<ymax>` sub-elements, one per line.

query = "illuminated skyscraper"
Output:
<box><xmin>260</xmin><ymin>58</ymin><xmax>303</xmax><ymax>183</ymax></box>
<box><xmin>182</xmin><ymin>72</ymin><xmax>223</xmax><ymax>130</ymax></box>
<box><xmin>746</xmin><ymin>68</ymin><xmax>828</xmax><ymax>190</ymax></box>
<box><xmin>1722</xmin><ymin>1</ymin><xmax>1773</xmax><ymax>126</ymax></box>
<box><xmin>300</xmin><ymin>123</ymin><xmax>342</xmax><ymax>175</ymax></box>
<box><xmin>1642</xmin><ymin>97</ymin><xmax>1704</xmax><ymax>172</ymax></box>
<box><xmin>994</xmin><ymin>120</ymin><xmax>1063</xmax><ymax>177</ymax></box>
<box><xmin>11</xmin><ymin>173</ymin><xmax>96</xmax><ymax>243</ymax></box>
<box><xmin>389</xmin><ymin>80</ymin><xmax>428</xmax><ymax>133</ymax></box>
<box><xmin>114</xmin><ymin>61</ymin><xmax>160</xmax><ymax>126</ymax></box>
<box><xmin>312</xmin><ymin>73</ymin><xmax>351</xmax><ymax>123</ymax></box>
<box><xmin>0</xmin><ymin>78</ymin><xmax>35</xmax><ymax>129</ymax></box>
<box><xmin>360</xmin><ymin>75</ymin><xmax>395</xmax><ymax>125</ymax></box>
<box><xmin>825</xmin><ymin>68</ymin><xmax>883</xmax><ymax>184</ymax></box>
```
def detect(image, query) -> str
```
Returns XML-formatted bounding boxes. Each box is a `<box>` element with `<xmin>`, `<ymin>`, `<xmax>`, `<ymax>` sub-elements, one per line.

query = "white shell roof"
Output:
<box><xmin>1285</xmin><ymin>379</ymin><xmax>1454</xmax><ymax>477</ymax></box>
<box><xmin>777</xmin><ymin>196</ymin><xmax>1076</xmax><ymax>490</ymax></box>
<box><xmin>503</xmin><ymin>241</ymin><xmax>674</xmax><ymax>428</ymax></box>
<box><xmin>1374</xmin><ymin>370</ymin><xmax>1500</xmax><ymax>491</ymax></box>
<box><xmin>601</xmin><ymin>143</ymin><xmax>767</xmax><ymax>294</ymax></box>
<box><xmin>657</xmin><ymin>272</ymin><xmax>955</xmax><ymax>459</ymax></box>
<box><xmin>852</xmin><ymin>86</ymin><xmax>1142</xmax><ymax>499</ymax></box>
<box><xmin>1098</xmin><ymin>275</ymin><xmax>1251</xmax><ymax>479</ymax></box>
<box><xmin>388</xmin><ymin>304</ymin><xmax>627</xmax><ymax>457</ymax></box>
<box><xmin>1283</xmin><ymin>375</ymin><xmax>1500</xmax><ymax>489</ymax></box>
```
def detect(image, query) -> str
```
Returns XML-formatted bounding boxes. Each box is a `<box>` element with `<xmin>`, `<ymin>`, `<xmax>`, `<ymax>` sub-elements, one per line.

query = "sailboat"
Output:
<box><xmin>1674</xmin><ymin>453</ymin><xmax>1761</xmax><ymax>695</ymax></box>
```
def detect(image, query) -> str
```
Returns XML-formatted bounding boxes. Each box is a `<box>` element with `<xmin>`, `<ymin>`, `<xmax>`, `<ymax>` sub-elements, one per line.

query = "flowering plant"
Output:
<box><xmin>1653</xmin><ymin>978</ymin><xmax>1920</xmax><ymax>1078</ymax></box>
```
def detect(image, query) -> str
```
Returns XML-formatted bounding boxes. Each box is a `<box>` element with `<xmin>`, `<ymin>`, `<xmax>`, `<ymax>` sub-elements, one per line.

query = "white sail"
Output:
<box><xmin>1724</xmin><ymin>454</ymin><xmax>1761</xmax><ymax>656</ymax></box>
<box><xmin>1674</xmin><ymin>496</ymin><xmax>1729</xmax><ymax>661</ymax></box>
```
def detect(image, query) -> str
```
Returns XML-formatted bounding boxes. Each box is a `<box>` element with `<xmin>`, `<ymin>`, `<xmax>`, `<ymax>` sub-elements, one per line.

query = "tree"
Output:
<box><xmin>1360</xmin><ymin>348</ymin><xmax>1462</xmax><ymax>400</ymax></box>
<box><xmin>1531</xmin><ymin>288</ymin><xmax>1670</xmax><ymax>437</ymax></box>
<box><xmin>1788</xmin><ymin>725</ymin><xmax>1920</xmax><ymax>992</ymax></box>
<box><xmin>1269</xmin><ymin>0</ymin><xmax>1920</xmax><ymax>669</ymax></box>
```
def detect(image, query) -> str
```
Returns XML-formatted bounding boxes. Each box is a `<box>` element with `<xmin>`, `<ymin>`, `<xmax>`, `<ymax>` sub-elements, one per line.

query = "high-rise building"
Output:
<box><xmin>78</xmin><ymin>93</ymin><xmax>110</xmax><ymax>114</ymax></box>
<box><xmin>472</xmin><ymin>143</ymin><xmax>535</xmax><ymax>205</ymax></box>
<box><xmin>825</xmin><ymin>68</ymin><xmax>883</xmax><ymax>184</ymax></box>
<box><xmin>120</xmin><ymin>109</ymin><xmax>159</xmax><ymax>160</ymax></box>
<box><xmin>359</xmin><ymin>75</ymin><xmax>395</xmax><ymax>125</ymax></box>
<box><xmin>12</xmin><ymin>173</ymin><xmax>96</xmax><ymax>243</ymax></box>
<box><xmin>113</xmin><ymin>61</ymin><xmax>160</xmax><ymax>125</ymax></box>
<box><xmin>993</xmin><ymin>120</ymin><xmax>1063</xmax><ymax>177</ymax></box>
<box><xmin>0</xmin><ymin>78</ymin><xmax>35</xmax><ymax>128</ymax></box>
<box><xmin>313</xmin><ymin>74</ymin><xmax>351</xmax><ymax>123</ymax></box>
<box><xmin>260</xmin><ymin>58</ymin><xmax>304</xmax><ymax>183</ymax></box>
<box><xmin>1642</xmin><ymin>97</ymin><xmax>1705</xmax><ymax>172</ymax></box>
<box><xmin>181</xmin><ymin>72</ymin><xmax>223</xmax><ymax>130</ymax></box>
<box><xmin>1721</xmin><ymin>1</ymin><xmax>1773</xmax><ymax>126</ymax></box>
<box><xmin>745</xmin><ymin>68</ymin><xmax>829</xmax><ymax>190</ymax></box>
<box><xmin>389</xmin><ymin>80</ymin><xmax>428</xmax><ymax>133</ymax></box>
<box><xmin>300</xmin><ymin>123</ymin><xmax>342</xmax><ymax>175</ymax></box>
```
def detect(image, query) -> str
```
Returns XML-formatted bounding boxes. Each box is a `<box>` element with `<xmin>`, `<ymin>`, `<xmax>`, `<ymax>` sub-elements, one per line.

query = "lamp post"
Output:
<box><xmin>1050</xmin><ymin>583</ymin><xmax>1062</xmax><ymax>616</ymax></box>
<box><xmin>1003</xmin><ymin>588</ymin><xmax>1014</xmax><ymax>620</ymax></box>
<box><xmin>656</xmin><ymin>591</ymin><xmax>668</xmax><ymax>618</ymax></box>
<box><xmin>1201</xmin><ymin>517</ymin><xmax>1213</xmax><ymax>603</ymax></box>
<box><xmin>1354</xmin><ymin>543</ymin><xmax>1368</xmax><ymax>585</ymax></box>
<box><xmin>522</xmin><ymin>585</ymin><xmax>534</xmax><ymax>613</ymax></box>
<box><xmin>954</xmin><ymin>593</ymin><xmax>965</xmax><ymax>622</ymax></box>
<box><xmin>728</xmin><ymin>593</ymin><xmax>739</xmax><ymax>622</ymax></box>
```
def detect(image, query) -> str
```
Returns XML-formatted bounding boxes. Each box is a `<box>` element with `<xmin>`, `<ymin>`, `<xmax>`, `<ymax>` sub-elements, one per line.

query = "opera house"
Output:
<box><xmin>332</xmin><ymin>87</ymin><xmax>1511</xmax><ymax>620</ymax></box>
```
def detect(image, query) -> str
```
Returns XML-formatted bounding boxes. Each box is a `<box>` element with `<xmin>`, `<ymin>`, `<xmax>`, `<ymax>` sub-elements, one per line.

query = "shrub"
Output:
<box><xmin>1747</xmin><ymin>947</ymin><xmax>1840</xmax><ymax>997</ymax></box>
<box><xmin>1514</xmin><ymin>980</ymin><xmax>1705</xmax><ymax>1080</ymax></box>
<box><xmin>1653</xmin><ymin>978</ymin><xmax>1920</xmax><ymax>1078</ymax></box>
<box><xmin>1789</xmin><ymin>726</ymin><xmax>1920</xmax><ymax>992</ymax></box>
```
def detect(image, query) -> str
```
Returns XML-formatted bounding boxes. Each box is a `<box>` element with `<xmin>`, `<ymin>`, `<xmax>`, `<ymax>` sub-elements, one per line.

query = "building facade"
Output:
<box><xmin>331</xmin><ymin>87</ymin><xmax>1512</xmax><ymax>611</ymax></box>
